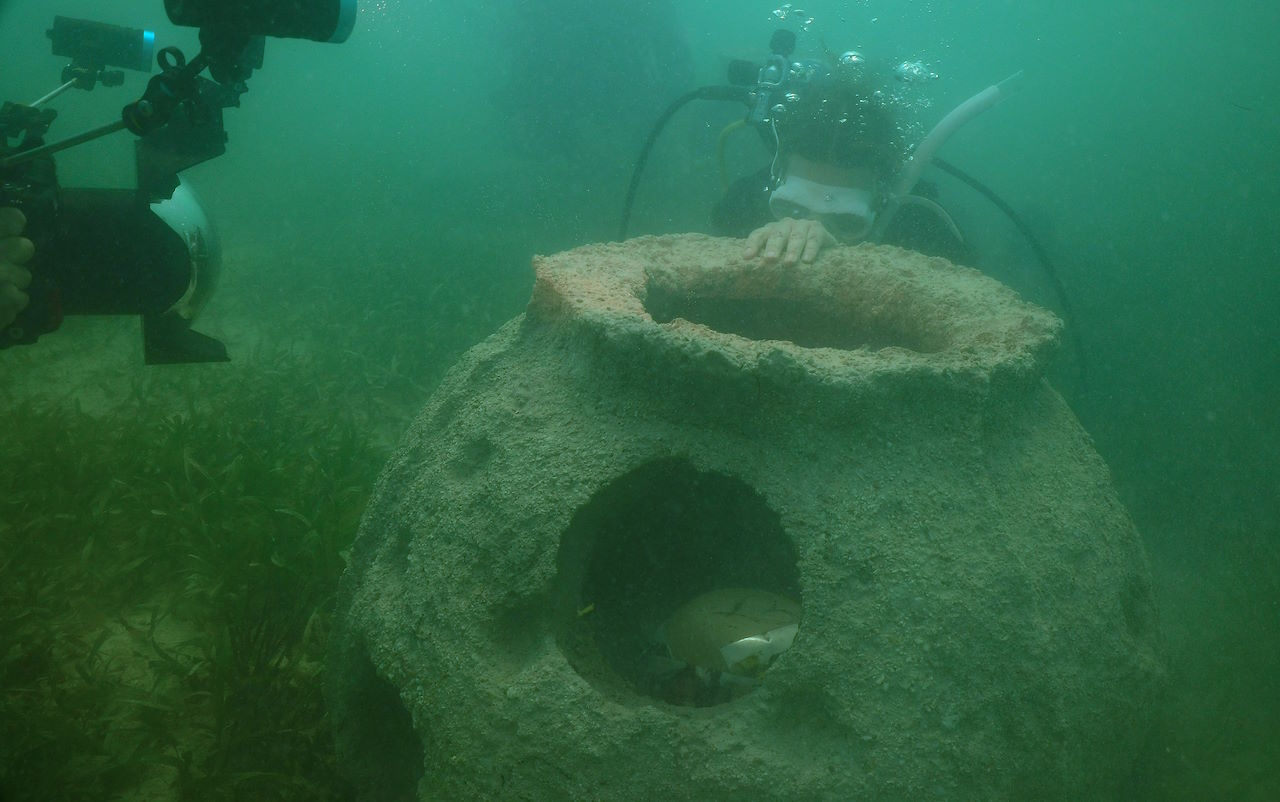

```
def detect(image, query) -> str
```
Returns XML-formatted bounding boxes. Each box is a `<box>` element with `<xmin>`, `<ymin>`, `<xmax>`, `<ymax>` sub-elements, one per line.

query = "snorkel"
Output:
<box><xmin>871</xmin><ymin>71</ymin><xmax>1023</xmax><ymax>240</ymax></box>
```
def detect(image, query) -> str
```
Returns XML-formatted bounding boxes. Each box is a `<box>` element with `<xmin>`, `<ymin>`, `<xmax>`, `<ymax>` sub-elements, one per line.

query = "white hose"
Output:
<box><xmin>872</xmin><ymin>71</ymin><xmax>1023</xmax><ymax>240</ymax></box>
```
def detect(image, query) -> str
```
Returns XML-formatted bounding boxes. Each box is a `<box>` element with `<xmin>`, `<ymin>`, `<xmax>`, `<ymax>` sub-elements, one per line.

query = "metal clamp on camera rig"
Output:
<box><xmin>0</xmin><ymin>0</ymin><xmax>356</xmax><ymax>364</ymax></box>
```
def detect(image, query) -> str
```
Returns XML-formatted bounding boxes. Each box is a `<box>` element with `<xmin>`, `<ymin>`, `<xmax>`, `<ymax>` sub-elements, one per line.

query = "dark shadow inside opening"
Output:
<box><xmin>555</xmin><ymin>458</ymin><xmax>801</xmax><ymax>707</ymax></box>
<box><xmin>644</xmin><ymin>279</ymin><xmax>942</xmax><ymax>353</ymax></box>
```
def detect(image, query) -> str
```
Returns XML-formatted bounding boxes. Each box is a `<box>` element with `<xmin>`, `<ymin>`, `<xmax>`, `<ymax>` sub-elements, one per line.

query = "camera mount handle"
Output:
<box><xmin>121</xmin><ymin>47</ymin><xmax>209</xmax><ymax>135</ymax></box>
<box><xmin>0</xmin><ymin>46</ymin><xmax>209</xmax><ymax>171</ymax></box>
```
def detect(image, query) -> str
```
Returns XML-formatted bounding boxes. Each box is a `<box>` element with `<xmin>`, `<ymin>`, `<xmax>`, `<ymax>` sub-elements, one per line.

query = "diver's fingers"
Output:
<box><xmin>744</xmin><ymin>225</ymin><xmax>771</xmax><ymax>258</ymax></box>
<box><xmin>1</xmin><ymin>279</ymin><xmax>30</xmax><ymax>317</ymax></box>
<box><xmin>0</xmin><ymin>235</ymin><xmax>34</xmax><ymax>265</ymax></box>
<box><xmin>761</xmin><ymin>220</ymin><xmax>795</xmax><ymax>263</ymax></box>
<box><xmin>800</xmin><ymin>222</ymin><xmax>828</xmax><ymax>264</ymax></box>
<box><xmin>783</xmin><ymin>223</ymin><xmax>812</xmax><ymax>266</ymax></box>
<box><xmin>0</xmin><ymin>262</ymin><xmax>32</xmax><ymax>290</ymax></box>
<box><xmin>0</xmin><ymin>207</ymin><xmax>26</xmax><ymax>237</ymax></box>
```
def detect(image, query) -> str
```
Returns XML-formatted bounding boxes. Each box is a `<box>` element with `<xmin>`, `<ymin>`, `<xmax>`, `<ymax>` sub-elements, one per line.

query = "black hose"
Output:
<box><xmin>931</xmin><ymin>157</ymin><xmax>1088</xmax><ymax>388</ymax></box>
<box><xmin>618</xmin><ymin>86</ymin><xmax>748</xmax><ymax>241</ymax></box>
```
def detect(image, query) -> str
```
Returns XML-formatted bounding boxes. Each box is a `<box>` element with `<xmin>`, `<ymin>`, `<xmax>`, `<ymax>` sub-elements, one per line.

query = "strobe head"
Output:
<box><xmin>164</xmin><ymin>0</ymin><xmax>358</xmax><ymax>44</ymax></box>
<box><xmin>47</xmin><ymin>16</ymin><xmax>156</xmax><ymax>73</ymax></box>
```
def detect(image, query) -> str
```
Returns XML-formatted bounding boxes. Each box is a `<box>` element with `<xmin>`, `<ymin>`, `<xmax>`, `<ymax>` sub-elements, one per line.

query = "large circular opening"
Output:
<box><xmin>529</xmin><ymin>238</ymin><xmax>1063</xmax><ymax>400</ymax></box>
<box><xmin>555</xmin><ymin>459</ymin><xmax>801</xmax><ymax>707</ymax></box>
<box><xmin>642</xmin><ymin>266</ymin><xmax>945</xmax><ymax>353</ymax></box>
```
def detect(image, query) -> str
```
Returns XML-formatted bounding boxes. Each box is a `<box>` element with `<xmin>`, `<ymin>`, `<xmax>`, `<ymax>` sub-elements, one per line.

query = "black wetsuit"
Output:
<box><xmin>711</xmin><ymin>167</ymin><xmax>972</xmax><ymax>264</ymax></box>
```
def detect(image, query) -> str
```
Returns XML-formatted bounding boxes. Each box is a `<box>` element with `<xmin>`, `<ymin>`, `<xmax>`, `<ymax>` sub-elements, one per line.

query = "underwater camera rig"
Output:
<box><xmin>0</xmin><ymin>1</ymin><xmax>356</xmax><ymax>364</ymax></box>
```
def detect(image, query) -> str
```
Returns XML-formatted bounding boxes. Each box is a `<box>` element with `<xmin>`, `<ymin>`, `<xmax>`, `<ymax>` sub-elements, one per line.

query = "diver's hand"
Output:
<box><xmin>743</xmin><ymin>217</ymin><xmax>836</xmax><ymax>266</ymax></box>
<box><xmin>0</xmin><ymin>207</ymin><xmax>34</xmax><ymax>328</ymax></box>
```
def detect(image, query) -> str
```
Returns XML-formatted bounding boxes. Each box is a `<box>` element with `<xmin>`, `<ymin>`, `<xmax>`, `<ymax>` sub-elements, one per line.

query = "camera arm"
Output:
<box><xmin>0</xmin><ymin>44</ymin><xmax>228</xmax><ymax>174</ymax></box>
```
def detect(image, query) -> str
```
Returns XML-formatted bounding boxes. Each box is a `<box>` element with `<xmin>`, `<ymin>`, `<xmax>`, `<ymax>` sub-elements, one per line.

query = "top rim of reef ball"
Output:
<box><xmin>526</xmin><ymin>234</ymin><xmax>1062</xmax><ymax>401</ymax></box>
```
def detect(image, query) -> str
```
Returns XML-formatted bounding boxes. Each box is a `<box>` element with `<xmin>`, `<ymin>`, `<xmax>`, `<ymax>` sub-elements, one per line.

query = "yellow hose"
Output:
<box><xmin>716</xmin><ymin>119</ymin><xmax>751</xmax><ymax>192</ymax></box>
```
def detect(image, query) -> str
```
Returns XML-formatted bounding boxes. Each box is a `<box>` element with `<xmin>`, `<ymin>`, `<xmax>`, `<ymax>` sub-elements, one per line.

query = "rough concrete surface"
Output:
<box><xmin>326</xmin><ymin>234</ymin><xmax>1164</xmax><ymax>801</ymax></box>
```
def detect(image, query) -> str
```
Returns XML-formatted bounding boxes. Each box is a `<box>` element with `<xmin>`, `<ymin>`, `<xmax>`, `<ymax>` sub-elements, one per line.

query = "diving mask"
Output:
<box><xmin>768</xmin><ymin>159</ymin><xmax>878</xmax><ymax>242</ymax></box>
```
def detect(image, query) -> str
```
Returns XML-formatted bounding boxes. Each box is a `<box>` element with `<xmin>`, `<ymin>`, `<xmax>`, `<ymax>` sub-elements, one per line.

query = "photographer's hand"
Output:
<box><xmin>1</xmin><ymin>207</ymin><xmax>34</xmax><ymax>328</ymax></box>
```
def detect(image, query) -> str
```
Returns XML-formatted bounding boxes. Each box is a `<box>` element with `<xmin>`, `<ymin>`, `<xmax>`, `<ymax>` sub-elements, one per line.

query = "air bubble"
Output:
<box><xmin>894</xmin><ymin>60</ymin><xmax>940</xmax><ymax>83</ymax></box>
<box><xmin>772</xmin><ymin>4</ymin><xmax>814</xmax><ymax>28</ymax></box>
<box><xmin>838</xmin><ymin>50</ymin><xmax>865</xmax><ymax>68</ymax></box>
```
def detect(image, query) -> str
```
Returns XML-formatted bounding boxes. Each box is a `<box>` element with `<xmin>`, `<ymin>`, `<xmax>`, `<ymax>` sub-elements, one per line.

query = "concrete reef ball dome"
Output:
<box><xmin>327</xmin><ymin>234</ymin><xmax>1163</xmax><ymax>802</ymax></box>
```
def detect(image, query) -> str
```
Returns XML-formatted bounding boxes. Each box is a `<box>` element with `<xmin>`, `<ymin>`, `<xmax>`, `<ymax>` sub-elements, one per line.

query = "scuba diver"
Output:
<box><xmin>621</xmin><ymin>31</ymin><xmax>1034</xmax><ymax>276</ymax></box>
<box><xmin>711</xmin><ymin>54</ymin><xmax>973</xmax><ymax>268</ymax></box>
<box><xmin>618</xmin><ymin>31</ymin><xmax>1084</xmax><ymax>377</ymax></box>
